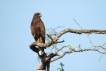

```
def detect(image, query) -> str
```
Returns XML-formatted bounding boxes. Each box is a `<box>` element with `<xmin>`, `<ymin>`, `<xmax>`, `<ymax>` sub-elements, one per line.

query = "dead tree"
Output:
<box><xmin>29</xmin><ymin>19</ymin><xmax>106</xmax><ymax>71</ymax></box>
<box><xmin>29</xmin><ymin>28</ymin><xmax>106</xmax><ymax>70</ymax></box>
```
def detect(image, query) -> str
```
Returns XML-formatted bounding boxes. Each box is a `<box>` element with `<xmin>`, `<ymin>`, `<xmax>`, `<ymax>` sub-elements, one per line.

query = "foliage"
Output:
<box><xmin>57</xmin><ymin>62</ymin><xmax>65</xmax><ymax>71</ymax></box>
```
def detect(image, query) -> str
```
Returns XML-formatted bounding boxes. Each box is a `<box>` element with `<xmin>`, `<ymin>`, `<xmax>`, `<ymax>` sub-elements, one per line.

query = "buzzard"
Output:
<box><xmin>30</xmin><ymin>13</ymin><xmax>45</xmax><ymax>43</ymax></box>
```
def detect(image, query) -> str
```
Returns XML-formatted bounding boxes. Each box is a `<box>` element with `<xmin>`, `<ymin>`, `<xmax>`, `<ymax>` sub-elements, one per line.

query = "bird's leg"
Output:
<box><xmin>36</xmin><ymin>37</ymin><xmax>43</xmax><ymax>43</ymax></box>
<box><xmin>36</xmin><ymin>38</ymin><xmax>40</xmax><ymax>44</ymax></box>
<box><xmin>39</xmin><ymin>37</ymin><xmax>43</xmax><ymax>43</ymax></box>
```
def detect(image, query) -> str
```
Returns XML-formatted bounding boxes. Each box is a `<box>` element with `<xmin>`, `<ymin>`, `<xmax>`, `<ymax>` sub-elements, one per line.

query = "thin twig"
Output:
<box><xmin>98</xmin><ymin>54</ymin><xmax>103</xmax><ymax>61</ymax></box>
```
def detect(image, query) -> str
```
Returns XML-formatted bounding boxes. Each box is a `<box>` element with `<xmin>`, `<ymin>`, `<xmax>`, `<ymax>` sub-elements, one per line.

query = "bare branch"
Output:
<box><xmin>47</xmin><ymin>34</ymin><xmax>65</xmax><ymax>44</ymax></box>
<box><xmin>51</xmin><ymin>46</ymin><xmax>106</xmax><ymax>62</ymax></box>
<box><xmin>47</xmin><ymin>34</ymin><xmax>53</xmax><ymax>41</ymax></box>
<box><xmin>51</xmin><ymin>51</ymin><xmax>72</xmax><ymax>62</ymax></box>
<box><xmin>29</xmin><ymin>28</ymin><xmax>106</xmax><ymax>48</ymax></box>
<box><xmin>73</xmin><ymin>19</ymin><xmax>100</xmax><ymax>48</ymax></box>
<box><xmin>73</xmin><ymin>19</ymin><xmax>106</xmax><ymax>52</ymax></box>
<box><xmin>73</xmin><ymin>19</ymin><xmax>106</xmax><ymax>61</ymax></box>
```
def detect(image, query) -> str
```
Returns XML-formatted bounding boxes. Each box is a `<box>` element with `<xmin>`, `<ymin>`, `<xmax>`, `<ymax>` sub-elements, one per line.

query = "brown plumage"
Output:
<box><xmin>30</xmin><ymin>13</ymin><xmax>45</xmax><ymax>43</ymax></box>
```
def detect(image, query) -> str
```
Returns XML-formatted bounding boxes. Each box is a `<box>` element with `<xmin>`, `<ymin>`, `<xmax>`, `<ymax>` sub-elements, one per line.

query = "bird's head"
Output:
<box><xmin>34</xmin><ymin>12</ymin><xmax>42</xmax><ymax>18</ymax></box>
